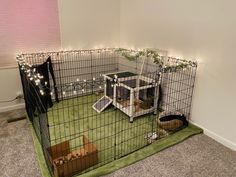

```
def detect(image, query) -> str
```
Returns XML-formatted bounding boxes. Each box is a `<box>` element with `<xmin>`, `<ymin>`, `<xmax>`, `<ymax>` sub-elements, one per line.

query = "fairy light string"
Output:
<box><xmin>16</xmin><ymin>48</ymin><xmax>197</xmax><ymax>96</ymax></box>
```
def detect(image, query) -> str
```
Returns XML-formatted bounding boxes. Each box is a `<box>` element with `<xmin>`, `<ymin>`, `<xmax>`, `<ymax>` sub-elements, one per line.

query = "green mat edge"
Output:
<box><xmin>30</xmin><ymin>123</ymin><xmax>203</xmax><ymax>177</ymax></box>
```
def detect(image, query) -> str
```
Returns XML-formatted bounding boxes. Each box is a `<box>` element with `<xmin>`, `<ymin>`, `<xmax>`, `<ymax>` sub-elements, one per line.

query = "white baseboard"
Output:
<box><xmin>0</xmin><ymin>103</ymin><xmax>25</xmax><ymax>113</ymax></box>
<box><xmin>190</xmin><ymin>121</ymin><xmax>236</xmax><ymax>151</ymax></box>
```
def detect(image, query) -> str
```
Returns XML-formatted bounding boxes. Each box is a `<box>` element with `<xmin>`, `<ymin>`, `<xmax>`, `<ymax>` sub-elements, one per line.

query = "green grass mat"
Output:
<box><xmin>30</xmin><ymin>122</ymin><xmax>202</xmax><ymax>177</ymax></box>
<box><xmin>45</xmin><ymin>94</ymin><xmax>157</xmax><ymax>162</ymax></box>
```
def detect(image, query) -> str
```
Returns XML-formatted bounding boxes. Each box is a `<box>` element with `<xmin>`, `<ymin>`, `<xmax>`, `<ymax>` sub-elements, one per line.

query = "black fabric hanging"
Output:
<box><xmin>34</xmin><ymin>56</ymin><xmax>59</xmax><ymax>109</ymax></box>
<box><xmin>20</xmin><ymin>56</ymin><xmax>59</xmax><ymax>121</ymax></box>
<box><xmin>157</xmin><ymin>84</ymin><xmax>163</xmax><ymax>110</ymax></box>
<box><xmin>20</xmin><ymin>67</ymin><xmax>37</xmax><ymax>121</ymax></box>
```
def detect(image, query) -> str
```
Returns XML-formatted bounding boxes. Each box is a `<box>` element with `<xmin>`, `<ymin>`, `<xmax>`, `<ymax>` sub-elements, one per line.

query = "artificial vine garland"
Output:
<box><xmin>116</xmin><ymin>48</ymin><xmax>163</xmax><ymax>66</ymax></box>
<box><xmin>116</xmin><ymin>48</ymin><xmax>196</xmax><ymax>73</ymax></box>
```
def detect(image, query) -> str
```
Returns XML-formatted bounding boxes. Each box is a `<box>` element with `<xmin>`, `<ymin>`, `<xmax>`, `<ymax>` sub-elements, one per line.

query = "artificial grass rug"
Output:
<box><xmin>30</xmin><ymin>94</ymin><xmax>203</xmax><ymax>176</ymax></box>
<box><xmin>46</xmin><ymin>94</ymin><xmax>157</xmax><ymax>163</ymax></box>
<box><xmin>30</xmin><ymin>111</ymin><xmax>202</xmax><ymax>177</ymax></box>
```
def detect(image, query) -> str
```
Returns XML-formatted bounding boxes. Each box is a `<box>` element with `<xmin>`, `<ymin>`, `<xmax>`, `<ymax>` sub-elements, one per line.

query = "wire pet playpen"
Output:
<box><xmin>17</xmin><ymin>48</ymin><xmax>197</xmax><ymax>177</ymax></box>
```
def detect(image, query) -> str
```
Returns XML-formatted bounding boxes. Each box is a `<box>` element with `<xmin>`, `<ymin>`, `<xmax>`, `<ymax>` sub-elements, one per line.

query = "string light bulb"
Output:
<box><xmin>17</xmin><ymin>48</ymin><xmax>196</xmax><ymax>96</ymax></box>
<box><xmin>40</xmin><ymin>90</ymin><xmax>44</xmax><ymax>95</ymax></box>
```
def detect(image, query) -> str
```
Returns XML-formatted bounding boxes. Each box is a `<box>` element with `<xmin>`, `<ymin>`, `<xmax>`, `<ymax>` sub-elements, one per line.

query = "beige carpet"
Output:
<box><xmin>105</xmin><ymin>134</ymin><xmax>236</xmax><ymax>177</ymax></box>
<box><xmin>0</xmin><ymin>109</ymin><xmax>236</xmax><ymax>177</ymax></box>
<box><xmin>0</xmin><ymin>110</ymin><xmax>40</xmax><ymax>177</ymax></box>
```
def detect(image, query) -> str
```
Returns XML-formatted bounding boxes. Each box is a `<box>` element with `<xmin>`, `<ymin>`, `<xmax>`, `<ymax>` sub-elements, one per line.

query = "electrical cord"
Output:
<box><xmin>0</xmin><ymin>96</ymin><xmax>24</xmax><ymax>103</ymax></box>
<box><xmin>0</xmin><ymin>97</ymin><xmax>17</xmax><ymax>103</ymax></box>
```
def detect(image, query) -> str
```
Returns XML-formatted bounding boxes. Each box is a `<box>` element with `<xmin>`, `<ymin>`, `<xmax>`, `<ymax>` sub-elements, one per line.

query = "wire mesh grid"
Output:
<box><xmin>18</xmin><ymin>49</ymin><xmax>197</xmax><ymax>177</ymax></box>
<box><xmin>158</xmin><ymin>57</ymin><xmax>197</xmax><ymax>134</ymax></box>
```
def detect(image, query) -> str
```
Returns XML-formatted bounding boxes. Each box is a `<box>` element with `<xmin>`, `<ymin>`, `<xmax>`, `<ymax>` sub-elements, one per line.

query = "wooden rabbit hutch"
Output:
<box><xmin>93</xmin><ymin>71</ymin><xmax>160</xmax><ymax>122</ymax></box>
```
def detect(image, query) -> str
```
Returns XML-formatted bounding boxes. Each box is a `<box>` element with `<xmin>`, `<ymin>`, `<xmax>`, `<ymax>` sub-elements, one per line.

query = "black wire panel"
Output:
<box><xmin>19</xmin><ymin>49</ymin><xmax>197</xmax><ymax>177</ymax></box>
<box><xmin>158</xmin><ymin>57</ymin><xmax>197</xmax><ymax>135</ymax></box>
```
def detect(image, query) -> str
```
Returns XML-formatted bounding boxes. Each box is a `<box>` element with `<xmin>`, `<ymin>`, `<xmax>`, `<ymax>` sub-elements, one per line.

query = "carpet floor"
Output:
<box><xmin>0</xmin><ymin>110</ymin><xmax>40</xmax><ymax>177</ymax></box>
<box><xmin>0</xmin><ymin>110</ymin><xmax>236</xmax><ymax>177</ymax></box>
<box><xmin>105</xmin><ymin>134</ymin><xmax>236</xmax><ymax>177</ymax></box>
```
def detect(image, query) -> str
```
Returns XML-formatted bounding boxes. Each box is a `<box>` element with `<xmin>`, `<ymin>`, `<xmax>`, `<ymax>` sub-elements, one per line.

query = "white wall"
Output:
<box><xmin>58</xmin><ymin>0</ymin><xmax>120</xmax><ymax>49</ymax></box>
<box><xmin>120</xmin><ymin>0</ymin><xmax>236</xmax><ymax>150</ymax></box>
<box><xmin>0</xmin><ymin>67</ymin><xmax>25</xmax><ymax>112</ymax></box>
